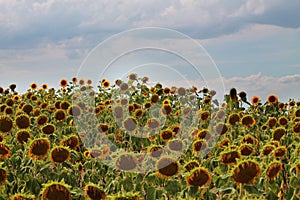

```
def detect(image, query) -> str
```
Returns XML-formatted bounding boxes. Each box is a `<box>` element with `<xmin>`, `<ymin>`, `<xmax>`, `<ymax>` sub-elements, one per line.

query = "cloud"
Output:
<box><xmin>0</xmin><ymin>0</ymin><xmax>299</xmax><ymax>50</ymax></box>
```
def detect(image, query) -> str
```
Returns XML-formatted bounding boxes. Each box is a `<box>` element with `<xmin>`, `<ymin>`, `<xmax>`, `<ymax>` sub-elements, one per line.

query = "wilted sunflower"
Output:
<box><xmin>123</xmin><ymin>117</ymin><xmax>137</xmax><ymax>132</ymax></box>
<box><xmin>0</xmin><ymin>168</ymin><xmax>7</xmax><ymax>186</ymax></box>
<box><xmin>151</xmin><ymin>94</ymin><xmax>159</xmax><ymax>104</ymax></box>
<box><xmin>266</xmin><ymin>161</ymin><xmax>282</xmax><ymax>181</ymax></box>
<box><xmin>148</xmin><ymin>145</ymin><xmax>163</xmax><ymax>158</ymax></box>
<box><xmin>157</xmin><ymin>157</ymin><xmax>179</xmax><ymax>177</ymax></box>
<box><xmin>232</xmin><ymin>160</ymin><xmax>261</xmax><ymax>185</ymax></box>
<box><xmin>183</xmin><ymin>160</ymin><xmax>200</xmax><ymax>172</ymax></box>
<box><xmin>61</xmin><ymin>135</ymin><xmax>80</xmax><ymax>150</ymax></box>
<box><xmin>168</xmin><ymin>139</ymin><xmax>183</xmax><ymax>152</ymax></box>
<box><xmin>186</xmin><ymin>167</ymin><xmax>211</xmax><ymax>187</ymax></box>
<box><xmin>50</xmin><ymin>146</ymin><xmax>70</xmax><ymax>164</ymax></box>
<box><xmin>84</xmin><ymin>184</ymin><xmax>106</xmax><ymax>200</ymax></box>
<box><xmin>193</xmin><ymin>139</ymin><xmax>208</xmax><ymax>154</ymax></box>
<box><xmin>36</xmin><ymin>114</ymin><xmax>48</xmax><ymax>126</ymax></box>
<box><xmin>240</xmin><ymin>144</ymin><xmax>254</xmax><ymax>156</ymax></box>
<box><xmin>0</xmin><ymin>144</ymin><xmax>11</xmax><ymax>159</ymax></box>
<box><xmin>15</xmin><ymin>114</ymin><xmax>30</xmax><ymax>129</ymax></box>
<box><xmin>42</xmin><ymin>124</ymin><xmax>55</xmax><ymax>135</ymax></box>
<box><xmin>41</xmin><ymin>181</ymin><xmax>72</xmax><ymax>200</ymax></box>
<box><xmin>147</xmin><ymin>118</ymin><xmax>160</xmax><ymax>130</ymax></box>
<box><xmin>54</xmin><ymin>109</ymin><xmax>66</xmax><ymax>121</ymax></box>
<box><xmin>16</xmin><ymin>130</ymin><xmax>31</xmax><ymax>144</ymax></box>
<box><xmin>221</xmin><ymin>149</ymin><xmax>241</xmax><ymax>165</ymax></box>
<box><xmin>228</xmin><ymin>113</ymin><xmax>240</xmax><ymax>125</ymax></box>
<box><xmin>241</xmin><ymin>115</ymin><xmax>255</xmax><ymax>127</ymax></box>
<box><xmin>267</xmin><ymin>94</ymin><xmax>278</xmax><ymax>104</ymax></box>
<box><xmin>97</xmin><ymin>124</ymin><xmax>109</xmax><ymax>133</ymax></box>
<box><xmin>274</xmin><ymin>146</ymin><xmax>286</xmax><ymax>158</ymax></box>
<box><xmin>214</xmin><ymin>122</ymin><xmax>228</xmax><ymax>135</ymax></box>
<box><xmin>22</xmin><ymin>104</ymin><xmax>33</xmax><ymax>115</ymax></box>
<box><xmin>0</xmin><ymin>115</ymin><xmax>13</xmax><ymax>133</ymax></box>
<box><xmin>116</xmin><ymin>153</ymin><xmax>138</xmax><ymax>171</ymax></box>
<box><xmin>272</xmin><ymin>127</ymin><xmax>286</xmax><ymax>141</ymax></box>
<box><xmin>292</xmin><ymin>122</ymin><xmax>300</xmax><ymax>134</ymax></box>
<box><xmin>28</xmin><ymin>138</ymin><xmax>50</xmax><ymax>160</ymax></box>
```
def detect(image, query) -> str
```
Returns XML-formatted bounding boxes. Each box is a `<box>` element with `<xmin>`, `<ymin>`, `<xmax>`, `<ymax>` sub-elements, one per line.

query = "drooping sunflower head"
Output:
<box><xmin>148</xmin><ymin>145</ymin><xmax>164</xmax><ymax>158</ymax></box>
<box><xmin>0</xmin><ymin>143</ymin><xmax>11</xmax><ymax>159</ymax></box>
<box><xmin>123</xmin><ymin>117</ymin><xmax>137</xmax><ymax>132</ymax></box>
<box><xmin>156</xmin><ymin>157</ymin><xmax>180</xmax><ymax>178</ymax></box>
<box><xmin>192</xmin><ymin>139</ymin><xmax>208</xmax><ymax>154</ymax></box>
<box><xmin>272</xmin><ymin>127</ymin><xmax>286</xmax><ymax>141</ymax></box>
<box><xmin>167</xmin><ymin>139</ymin><xmax>184</xmax><ymax>152</ymax></box>
<box><xmin>186</xmin><ymin>167</ymin><xmax>211</xmax><ymax>187</ymax></box>
<box><xmin>214</xmin><ymin>122</ymin><xmax>228</xmax><ymax>135</ymax></box>
<box><xmin>61</xmin><ymin>135</ymin><xmax>80</xmax><ymax>150</ymax></box>
<box><xmin>50</xmin><ymin>146</ymin><xmax>70</xmax><ymax>164</ymax></box>
<box><xmin>228</xmin><ymin>113</ymin><xmax>240</xmax><ymax>126</ymax></box>
<box><xmin>15</xmin><ymin>114</ymin><xmax>31</xmax><ymax>129</ymax></box>
<box><xmin>231</xmin><ymin>160</ymin><xmax>261</xmax><ymax>185</ymax></box>
<box><xmin>16</xmin><ymin>130</ymin><xmax>31</xmax><ymax>144</ymax></box>
<box><xmin>239</xmin><ymin>144</ymin><xmax>254</xmax><ymax>156</ymax></box>
<box><xmin>221</xmin><ymin>149</ymin><xmax>241</xmax><ymax>166</ymax></box>
<box><xmin>28</xmin><ymin>138</ymin><xmax>50</xmax><ymax>160</ymax></box>
<box><xmin>159</xmin><ymin>129</ymin><xmax>173</xmax><ymax>142</ymax></box>
<box><xmin>0</xmin><ymin>115</ymin><xmax>13</xmax><ymax>133</ymax></box>
<box><xmin>54</xmin><ymin>109</ymin><xmax>66</xmax><ymax>122</ymax></box>
<box><xmin>84</xmin><ymin>183</ymin><xmax>106</xmax><ymax>200</ymax></box>
<box><xmin>266</xmin><ymin>161</ymin><xmax>282</xmax><ymax>181</ymax></box>
<box><xmin>0</xmin><ymin>168</ymin><xmax>7</xmax><ymax>186</ymax></box>
<box><xmin>41</xmin><ymin>124</ymin><xmax>56</xmax><ymax>135</ymax></box>
<box><xmin>41</xmin><ymin>181</ymin><xmax>72</xmax><ymax>200</ymax></box>
<box><xmin>183</xmin><ymin>160</ymin><xmax>200</xmax><ymax>172</ymax></box>
<box><xmin>115</xmin><ymin>153</ymin><xmax>138</xmax><ymax>171</ymax></box>
<box><xmin>241</xmin><ymin>115</ymin><xmax>256</xmax><ymax>127</ymax></box>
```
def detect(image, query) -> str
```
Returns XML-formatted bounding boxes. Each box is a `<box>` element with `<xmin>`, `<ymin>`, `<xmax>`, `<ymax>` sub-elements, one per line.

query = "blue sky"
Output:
<box><xmin>0</xmin><ymin>0</ymin><xmax>300</xmax><ymax>102</ymax></box>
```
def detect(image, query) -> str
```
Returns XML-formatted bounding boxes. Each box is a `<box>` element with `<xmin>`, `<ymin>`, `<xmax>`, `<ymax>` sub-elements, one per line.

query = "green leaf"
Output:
<box><xmin>165</xmin><ymin>180</ymin><xmax>181</xmax><ymax>195</ymax></box>
<box><xmin>244</xmin><ymin>185</ymin><xmax>264</xmax><ymax>196</ymax></box>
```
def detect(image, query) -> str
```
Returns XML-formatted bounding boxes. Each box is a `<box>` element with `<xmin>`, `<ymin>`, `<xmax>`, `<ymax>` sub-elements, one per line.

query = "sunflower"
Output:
<box><xmin>267</xmin><ymin>94</ymin><xmax>278</xmax><ymax>104</ymax></box>
<box><xmin>41</xmin><ymin>181</ymin><xmax>72</xmax><ymax>200</ymax></box>
<box><xmin>160</xmin><ymin>129</ymin><xmax>173</xmax><ymax>142</ymax></box>
<box><xmin>183</xmin><ymin>160</ymin><xmax>200</xmax><ymax>172</ymax></box>
<box><xmin>54</xmin><ymin>109</ymin><xmax>66</xmax><ymax>121</ymax></box>
<box><xmin>10</xmin><ymin>193</ymin><xmax>35</xmax><ymax>200</ymax></box>
<box><xmin>134</xmin><ymin>109</ymin><xmax>143</xmax><ymax>118</ymax></box>
<box><xmin>278</xmin><ymin>116</ymin><xmax>288</xmax><ymax>126</ymax></box>
<box><xmin>177</xmin><ymin>87</ymin><xmax>186</xmax><ymax>96</ymax></box>
<box><xmin>97</xmin><ymin>124</ymin><xmax>109</xmax><ymax>133</ymax></box>
<box><xmin>30</xmin><ymin>82</ymin><xmax>38</xmax><ymax>90</ymax></box>
<box><xmin>292</xmin><ymin>122</ymin><xmax>300</xmax><ymax>134</ymax></box>
<box><xmin>4</xmin><ymin>107</ymin><xmax>13</xmax><ymax>115</ymax></box>
<box><xmin>0</xmin><ymin>168</ymin><xmax>7</xmax><ymax>186</ymax></box>
<box><xmin>22</xmin><ymin>104</ymin><xmax>33</xmax><ymax>115</ymax></box>
<box><xmin>79</xmin><ymin>79</ymin><xmax>85</xmax><ymax>86</ymax></box>
<box><xmin>242</xmin><ymin>135</ymin><xmax>256</xmax><ymax>145</ymax></box>
<box><xmin>267</xmin><ymin>117</ymin><xmax>277</xmax><ymax>128</ymax></box>
<box><xmin>147</xmin><ymin>118</ymin><xmax>160</xmax><ymax>130</ymax></box>
<box><xmin>186</xmin><ymin>167</ymin><xmax>211</xmax><ymax>188</ymax></box>
<box><xmin>41</xmin><ymin>84</ymin><xmax>48</xmax><ymax>90</ymax></box>
<box><xmin>161</xmin><ymin>104</ymin><xmax>172</xmax><ymax>116</ymax></box>
<box><xmin>221</xmin><ymin>150</ymin><xmax>241</xmax><ymax>165</ymax></box>
<box><xmin>193</xmin><ymin>139</ymin><xmax>208</xmax><ymax>154</ymax></box>
<box><xmin>41</xmin><ymin>102</ymin><xmax>48</xmax><ymax>110</ymax></box>
<box><xmin>103</xmin><ymin>81</ymin><xmax>110</xmax><ymax>88</ymax></box>
<box><xmin>16</xmin><ymin>130</ymin><xmax>31</xmax><ymax>144</ymax></box>
<box><xmin>251</xmin><ymin>96</ymin><xmax>260</xmax><ymax>105</ymax></box>
<box><xmin>266</xmin><ymin>161</ymin><xmax>282</xmax><ymax>181</ymax></box>
<box><xmin>144</xmin><ymin>102</ymin><xmax>152</xmax><ymax>109</ymax></box>
<box><xmin>199</xmin><ymin>110</ymin><xmax>210</xmax><ymax>121</ymax></box>
<box><xmin>112</xmin><ymin>106</ymin><xmax>123</xmax><ymax>120</ymax></box>
<box><xmin>0</xmin><ymin>144</ymin><xmax>11</xmax><ymax>159</ymax></box>
<box><xmin>28</xmin><ymin>138</ymin><xmax>50</xmax><ymax>160</ymax></box>
<box><xmin>59</xmin><ymin>79</ymin><xmax>68</xmax><ymax>88</ymax></box>
<box><xmin>120</xmin><ymin>83</ymin><xmax>129</xmax><ymax>92</ymax></box>
<box><xmin>151</xmin><ymin>94</ymin><xmax>159</xmax><ymax>104</ymax></box>
<box><xmin>50</xmin><ymin>146</ymin><xmax>70</xmax><ymax>164</ymax></box>
<box><xmin>12</xmin><ymin>94</ymin><xmax>21</xmax><ymax>101</ymax></box>
<box><xmin>214</xmin><ymin>122</ymin><xmax>228</xmax><ymax>135</ymax></box>
<box><xmin>123</xmin><ymin>117</ymin><xmax>137</xmax><ymax>132</ymax></box>
<box><xmin>33</xmin><ymin>108</ymin><xmax>40</xmax><ymax>117</ymax></box>
<box><xmin>228</xmin><ymin>113</ymin><xmax>240</xmax><ymax>125</ymax></box>
<box><xmin>0</xmin><ymin>115</ymin><xmax>13</xmax><ymax>133</ymax></box>
<box><xmin>241</xmin><ymin>115</ymin><xmax>255</xmax><ymax>127</ymax></box>
<box><xmin>116</xmin><ymin>153</ymin><xmax>138</xmax><ymax>171</ymax></box>
<box><xmin>36</xmin><ymin>114</ymin><xmax>48</xmax><ymax>126</ymax></box>
<box><xmin>42</xmin><ymin>124</ymin><xmax>55</xmax><ymax>135</ymax></box>
<box><xmin>219</xmin><ymin>138</ymin><xmax>230</xmax><ymax>149</ymax></box>
<box><xmin>115</xmin><ymin>79</ymin><xmax>122</xmax><ymax>86</ymax></box>
<box><xmin>274</xmin><ymin>146</ymin><xmax>286</xmax><ymax>158</ymax></box>
<box><xmin>84</xmin><ymin>183</ymin><xmax>106</xmax><ymax>200</ymax></box>
<box><xmin>232</xmin><ymin>160</ymin><xmax>261</xmax><ymax>185</ymax></box>
<box><xmin>148</xmin><ymin>145</ymin><xmax>163</xmax><ymax>158</ymax></box>
<box><xmin>157</xmin><ymin>157</ymin><xmax>179</xmax><ymax>177</ymax></box>
<box><xmin>272</xmin><ymin>127</ymin><xmax>286</xmax><ymax>141</ymax></box>
<box><xmin>240</xmin><ymin>144</ymin><xmax>254</xmax><ymax>156</ymax></box>
<box><xmin>168</xmin><ymin>139</ymin><xmax>183</xmax><ymax>152</ymax></box>
<box><xmin>61</xmin><ymin>135</ymin><xmax>80</xmax><ymax>150</ymax></box>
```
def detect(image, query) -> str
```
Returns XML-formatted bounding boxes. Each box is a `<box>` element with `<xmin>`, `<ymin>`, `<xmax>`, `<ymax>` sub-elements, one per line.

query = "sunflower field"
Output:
<box><xmin>0</xmin><ymin>74</ymin><xmax>299</xmax><ymax>200</ymax></box>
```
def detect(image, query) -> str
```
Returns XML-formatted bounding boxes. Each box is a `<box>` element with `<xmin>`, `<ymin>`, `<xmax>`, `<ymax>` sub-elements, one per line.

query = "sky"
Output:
<box><xmin>0</xmin><ymin>0</ymin><xmax>300</xmax><ymax>102</ymax></box>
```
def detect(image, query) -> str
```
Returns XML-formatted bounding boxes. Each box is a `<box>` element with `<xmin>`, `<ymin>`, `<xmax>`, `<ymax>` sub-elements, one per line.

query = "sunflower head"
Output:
<box><xmin>50</xmin><ymin>146</ymin><xmax>70</xmax><ymax>164</ymax></box>
<box><xmin>116</xmin><ymin>153</ymin><xmax>138</xmax><ymax>171</ymax></box>
<box><xmin>0</xmin><ymin>115</ymin><xmax>13</xmax><ymax>133</ymax></box>
<box><xmin>156</xmin><ymin>157</ymin><xmax>180</xmax><ymax>178</ymax></box>
<box><xmin>266</xmin><ymin>161</ymin><xmax>282</xmax><ymax>181</ymax></box>
<box><xmin>231</xmin><ymin>160</ymin><xmax>261</xmax><ymax>185</ymax></box>
<box><xmin>84</xmin><ymin>183</ymin><xmax>106</xmax><ymax>200</ymax></box>
<box><xmin>0</xmin><ymin>168</ymin><xmax>7</xmax><ymax>186</ymax></box>
<box><xmin>0</xmin><ymin>143</ymin><xmax>11</xmax><ymax>159</ymax></box>
<box><xmin>28</xmin><ymin>138</ymin><xmax>50</xmax><ymax>160</ymax></box>
<box><xmin>41</xmin><ymin>181</ymin><xmax>72</xmax><ymax>200</ymax></box>
<box><xmin>186</xmin><ymin>167</ymin><xmax>211</xmax><ymax>187</ymax></box>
